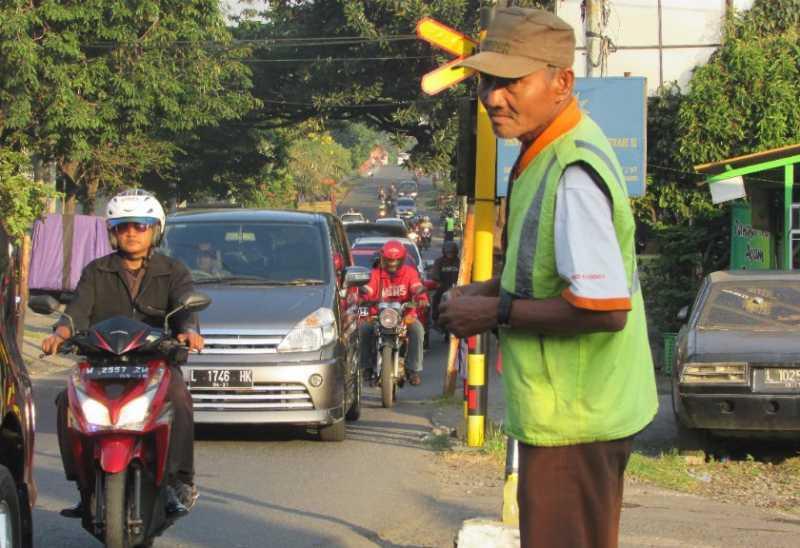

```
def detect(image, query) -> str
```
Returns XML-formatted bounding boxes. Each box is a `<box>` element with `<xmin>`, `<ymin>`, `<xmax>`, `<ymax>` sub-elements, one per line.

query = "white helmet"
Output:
<box><xmin>106</xmin><ymin>189</ymin><xmax>166</xmax><ymax>246</ymax></box>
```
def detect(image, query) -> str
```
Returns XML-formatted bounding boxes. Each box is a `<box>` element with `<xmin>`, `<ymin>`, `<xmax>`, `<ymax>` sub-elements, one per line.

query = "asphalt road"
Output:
<box><xmin>29</xmin><ymin>166</ymin><xmax>480</xmax><ymax>548</ymax></box>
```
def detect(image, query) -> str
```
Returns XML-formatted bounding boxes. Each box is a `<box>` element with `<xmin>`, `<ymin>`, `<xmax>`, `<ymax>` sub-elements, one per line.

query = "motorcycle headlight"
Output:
<box><xmin>76</xmin><ymin>391</ymin><xmax>112</xmax><ymax>427</ymax></box>
<box><xmin>116</xmin><ymin>387</ymin><xmax>158</xmax><ymax>430</ymax></box>
<box><xmin>379</xmin><ymin>308</ymin><xmax>401</xmax><ymax>329</ymax></box>
<box><xmin>278</xmin><ymin>308</ymin><xmax>337</xmax><ymax>353</ymax></box>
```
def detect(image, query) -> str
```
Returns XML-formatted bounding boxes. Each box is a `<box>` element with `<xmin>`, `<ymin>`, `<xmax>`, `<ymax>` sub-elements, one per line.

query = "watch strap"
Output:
<box><xmin>497</xmin><ymin>289</ymin><xmax>514</xmax><ymax>327</ymax></box>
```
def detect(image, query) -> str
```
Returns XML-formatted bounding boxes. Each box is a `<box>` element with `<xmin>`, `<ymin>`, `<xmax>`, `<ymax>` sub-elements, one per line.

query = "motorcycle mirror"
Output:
<box><xmin>344</xmin><ymin>266</ymin><xmax>371</xmax><ymax>287</ymax></box>
<box><xmin>179</xmin><ymin>292</ymin><xmax>212</xmax><ymax>313</ymax></box>
<box><xmin>28</xmin><ymin>295</ymin><xmax>60</xmax><ymax>315</ymax></box>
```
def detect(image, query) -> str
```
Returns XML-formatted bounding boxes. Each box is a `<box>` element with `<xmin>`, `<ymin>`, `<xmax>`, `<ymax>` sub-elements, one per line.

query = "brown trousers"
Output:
<box><xmin>518</xmin><ymin>436</ymin><xmax>634</xmax><ymax>548</ymax></box>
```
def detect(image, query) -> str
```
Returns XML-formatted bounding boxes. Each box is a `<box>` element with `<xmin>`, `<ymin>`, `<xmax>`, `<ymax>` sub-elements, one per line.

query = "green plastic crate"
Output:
<box><xmin>662</xmin><ymin>332</ymin><xmax>678</xmax><ymax>375</ymax></box>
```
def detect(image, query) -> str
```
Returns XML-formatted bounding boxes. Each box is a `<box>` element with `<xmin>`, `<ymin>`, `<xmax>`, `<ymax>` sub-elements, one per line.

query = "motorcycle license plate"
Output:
<box><xmin>189</xmin><ymin>369</ymin><xmax>253</xmax><ymax>389</ymax></box>
<box><xmin>84</xmin><ymin>366</ymin><xmax>149</xmax><ymax>380</ymax></box>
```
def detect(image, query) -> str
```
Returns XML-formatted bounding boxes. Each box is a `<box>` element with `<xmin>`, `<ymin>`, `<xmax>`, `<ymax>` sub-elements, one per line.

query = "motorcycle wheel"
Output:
<box><xmin>0</xmin><ymin>465</ymin><xmax>21</xmax><ymax>548</ymax></box>
<box><xmin>104</xmin><ymin>470</ymin><xmax>129</xmax><ymax>548</ymax></box>
<box><xmin>345</xmin><ymin>368</ymin><xmax>362</xmax><ymax>421</ymax></box>
<box><xmin>380</xmin><ymin>346</ymin><xmax>395</xmax><ymax>408</ymax></box>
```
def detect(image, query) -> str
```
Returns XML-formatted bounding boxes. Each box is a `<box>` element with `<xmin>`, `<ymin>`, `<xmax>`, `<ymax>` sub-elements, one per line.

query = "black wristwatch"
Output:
<box><xmin>497</xmin><ymin>289</ymin><xmax>515</xmax><ymax>328</ymax></box>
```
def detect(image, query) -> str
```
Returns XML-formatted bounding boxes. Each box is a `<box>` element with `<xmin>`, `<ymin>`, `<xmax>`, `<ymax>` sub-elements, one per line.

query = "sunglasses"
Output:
<box><xmin>112</xmin><ymin>222</ymin><xmax>153</xmax><ymax>234</ymax></box>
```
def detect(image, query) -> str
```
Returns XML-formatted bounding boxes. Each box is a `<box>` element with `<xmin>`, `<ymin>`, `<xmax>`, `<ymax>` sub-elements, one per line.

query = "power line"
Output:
<box><xmin>80</xmin><ymin>34</ymin><xmax>420</xmax><ymax>49</ymax></box>
<box><xmin>241</xmin><ymin>54</ymin><xmax>435</xmax><ymax>64</ymax></box>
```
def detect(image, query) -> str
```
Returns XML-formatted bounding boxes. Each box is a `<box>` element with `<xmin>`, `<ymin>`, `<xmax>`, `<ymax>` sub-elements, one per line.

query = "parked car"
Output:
<box><xmin>344</xmin><ymin>222</ymin><xmax>407</xmax><ymax>245</ymax></box>
<box><xmin>340</xmin><ymin>211</ymin><xmax>366</xmax><ymax>225</ymax></box>
<box><xmin>672</xmin><ymin>270</ymin><xmax>800</xmax><ymax>454</ymax></box>
<box><xmin>394</xmin><ymin>198</ymin><xmax>417</xmax><ymax>220</ymax></box>
<box><xmin>397</xmin><ymin>180</ymin><xmax>418</xmax><ymax>199</ymax></box>
<box><xmin>1</xmin><ymin>225</ymin><xmax>36</xmax><ymax>547</ymax></box>
<box><xmin>161</xmin><ymin>209</ymin><xmax>370</xmax><ymax>441</ymax></box>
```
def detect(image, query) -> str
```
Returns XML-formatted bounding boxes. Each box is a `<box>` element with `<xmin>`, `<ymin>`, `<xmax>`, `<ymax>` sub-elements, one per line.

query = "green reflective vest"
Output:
<box><xmin>445</xmin><ymin>217</ymin><xmax>455</xmax><ymax>231</ymax></box>
<box><xmin>500</xmin><ymin>114</ymin><xmax>657</xmax><ymax>446</ymax></box>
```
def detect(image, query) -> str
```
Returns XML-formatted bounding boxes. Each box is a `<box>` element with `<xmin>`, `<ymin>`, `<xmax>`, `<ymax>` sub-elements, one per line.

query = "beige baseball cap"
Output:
<box><xmin>455</xmin><ymin>7</ymin><xmax>575</xmax><ymax>78</ymax></box>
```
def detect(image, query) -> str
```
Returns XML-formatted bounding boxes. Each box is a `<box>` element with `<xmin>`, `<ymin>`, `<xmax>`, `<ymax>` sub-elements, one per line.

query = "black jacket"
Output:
<box><xmin>59</xmin><ymin>252</ymin><xmax>198</xmax><ymax>334</ymax></box>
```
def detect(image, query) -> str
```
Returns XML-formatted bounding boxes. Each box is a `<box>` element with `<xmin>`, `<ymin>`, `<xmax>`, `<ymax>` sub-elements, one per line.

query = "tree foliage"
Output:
<box><xmin>0</xmin><ymin>150</ymin><xmax>60</xmax><ymax>241</ymax></box>
<box><xmin>635</xmin><ymin>0</ymin><xmax>798</xmax><ymax>333</ymax></box>
<box><xmin>0</xmin><ymin>0</ymin><xmax>257</xmax><ymax>209</ymax></box>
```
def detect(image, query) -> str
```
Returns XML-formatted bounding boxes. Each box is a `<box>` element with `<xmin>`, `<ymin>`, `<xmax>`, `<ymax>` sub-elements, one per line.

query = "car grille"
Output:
<box><xmin>201</xmin><ymin>333</ymin><xmax>283</xmax><ymax>354</ymax></box>
<box><xmin>191</xmin><ymin>383</ymin><xmax>314</xmax><ymax>411</ymax></box>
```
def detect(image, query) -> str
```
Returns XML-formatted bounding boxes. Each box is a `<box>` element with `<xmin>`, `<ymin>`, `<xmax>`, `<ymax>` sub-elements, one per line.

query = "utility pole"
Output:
<box><xmin>585</xmin><ymin>0</ymin><xmax>602</xmax><ymax>77</ymax></box>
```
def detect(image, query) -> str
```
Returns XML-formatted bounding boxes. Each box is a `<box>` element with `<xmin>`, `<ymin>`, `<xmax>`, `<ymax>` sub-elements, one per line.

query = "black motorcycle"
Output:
<box><xmin>370</xmin><ymin>302</ymin><xmax>415</xmax><ymax>408</ymax></box>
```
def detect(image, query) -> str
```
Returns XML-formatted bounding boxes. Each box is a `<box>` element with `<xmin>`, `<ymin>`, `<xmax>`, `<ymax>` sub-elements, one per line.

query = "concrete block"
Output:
<box><xmin>455</xmin><ymin>519</ymin><xmax>520</xmax><ymax>548</ymax></box>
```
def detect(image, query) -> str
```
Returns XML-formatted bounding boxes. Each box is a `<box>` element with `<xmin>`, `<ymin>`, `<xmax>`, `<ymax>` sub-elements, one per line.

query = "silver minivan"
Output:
<box><xmin>161</xmin><ymin>209</ymin><xmax>369</xmax><ymax>441</ymax></box>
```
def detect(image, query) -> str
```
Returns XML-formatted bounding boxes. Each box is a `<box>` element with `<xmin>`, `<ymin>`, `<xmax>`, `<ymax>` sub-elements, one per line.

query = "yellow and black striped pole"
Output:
<box><xmin>465</xmin><ymin>6</ymin><xmax>497</xmax><ymax>448</ymax></box>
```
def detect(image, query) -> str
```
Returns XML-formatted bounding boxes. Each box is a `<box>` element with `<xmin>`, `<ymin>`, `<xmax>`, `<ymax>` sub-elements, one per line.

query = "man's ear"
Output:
<box><xmin>552</xmin><ymin>68</ymin><xmax>575</xmax><ymax>103</ymax></box>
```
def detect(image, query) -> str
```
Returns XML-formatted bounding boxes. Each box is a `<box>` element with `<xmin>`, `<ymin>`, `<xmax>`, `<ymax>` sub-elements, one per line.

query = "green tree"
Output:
<box><xmin>634</xmin><ymin>0</ymin><xmax>799</xmax><ymax>332</ymax></box>
<box><xmin>288</xmin><ymin>132</ymin><xmax>352</xmax><ymax>203</ymax></box>
<box><xmin>0</xmin><ymin>0</ymin><xmax>257</xmax><ymax>211</ymax></box>
<box><xmin>0</xmin><ymin>151</ymin><xmax>59</xmax><ymax>241</ymax></box>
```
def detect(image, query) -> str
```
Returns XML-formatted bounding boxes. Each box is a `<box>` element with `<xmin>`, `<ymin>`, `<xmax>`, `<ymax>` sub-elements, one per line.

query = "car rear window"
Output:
<box><xmin>352</xmin><ymin>246</ymin><xmax>418</xmax><ymax>268</ymax></box>
<box><xmin>698</xmin><ymin>281</ymin><xmax>800</xmax><ymax>331</ymax></box>
<box><xmin>162</xmin><ymin>222</ymin><xmax>329</xmax><ymax>283</ymax></box>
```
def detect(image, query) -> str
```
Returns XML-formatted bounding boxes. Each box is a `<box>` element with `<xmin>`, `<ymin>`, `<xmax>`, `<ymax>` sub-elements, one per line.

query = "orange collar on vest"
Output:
<box><xmin>512</xmin><ymin>97</ymin><xmax>582</xmax><ymax>179</ymax></box>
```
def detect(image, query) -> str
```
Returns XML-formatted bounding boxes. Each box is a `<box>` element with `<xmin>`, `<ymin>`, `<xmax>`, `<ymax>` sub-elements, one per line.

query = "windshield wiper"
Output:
<box><xmin>285</xmin><ymin>278</ymin><xmax>325</xmax><ymax>286</ymax></box>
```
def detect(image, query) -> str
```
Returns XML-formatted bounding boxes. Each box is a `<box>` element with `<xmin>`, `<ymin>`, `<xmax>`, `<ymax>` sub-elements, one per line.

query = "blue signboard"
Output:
<box><xmin>496</xmin><ymin>76</ymin><xmax>647</xmax><ymax>198</ymax></box>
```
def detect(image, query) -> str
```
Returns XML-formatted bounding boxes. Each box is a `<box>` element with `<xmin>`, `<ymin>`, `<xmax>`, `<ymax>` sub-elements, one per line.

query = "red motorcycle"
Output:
<box><xmin>30</xmin><ymin>292</ymin><xmax>210</xmax><ymax>548</ymax></box>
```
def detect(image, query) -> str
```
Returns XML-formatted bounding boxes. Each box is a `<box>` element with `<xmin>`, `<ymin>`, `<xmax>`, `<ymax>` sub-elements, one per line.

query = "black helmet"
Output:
<box><xmin>443</xmin><ymin>241</ymin><xmax>459</xmax><ymax>255</ymax></box>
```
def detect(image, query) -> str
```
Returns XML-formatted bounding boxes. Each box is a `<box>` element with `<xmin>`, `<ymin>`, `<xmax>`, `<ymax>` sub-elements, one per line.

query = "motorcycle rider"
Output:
<box><xmin>359</xmin><ymin>240</ymin><xmax>428</xmax><ymax>386</ymax></box>
<box><xmin>419</xmin><ymin>216</ymin><xmax>434</xmax><ymax>243</ymax></box>
<box><xmin>444</xmin><ymin>210</ymin><xmax>456</xmax><ymax>242</ymax></box>
<box><xmin>378</xmin><ymin>185</ymin><xmax>386</xmax><ymax>202</ymax></box>
<box><xmin>41</xmin><ymin>189</ymin><xmax>203</xmax><ymax>517</ymax></box>
<box><xmin>431</xmin><ymin>241</ymin><xmax>460</xmax><ymax>327</ymax></box>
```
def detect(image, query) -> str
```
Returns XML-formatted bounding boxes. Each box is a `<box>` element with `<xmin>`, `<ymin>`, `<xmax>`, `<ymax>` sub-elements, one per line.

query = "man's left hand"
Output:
<box><xmin>177</xmin><ymin>332</ymin><xmax>205</xmax><ymax>352</ymax></box>
<box><xmin>438</xmin><ymin>296</ymin><xmax>499</xmax><ymax>338</ymax></box>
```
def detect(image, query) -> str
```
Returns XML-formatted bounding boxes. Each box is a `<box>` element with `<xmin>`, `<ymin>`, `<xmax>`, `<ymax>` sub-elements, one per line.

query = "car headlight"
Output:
<box><xmin>278</xmin><ymin>308</ymin><xmax>337</xmax><ymax>352</ymax></box>
<box><xmin>680</xmin><ymin>362</ymin><xmax>748</xmax><ymax>384</ymax></box>
<box><xmin>379</xmin><ymin>308</ymin><xmax>401</xmax><ymax>329</ymax></box>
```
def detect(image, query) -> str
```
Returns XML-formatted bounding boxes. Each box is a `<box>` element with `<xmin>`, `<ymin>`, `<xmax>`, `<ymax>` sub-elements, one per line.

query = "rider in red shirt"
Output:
<box><xmin>359</xmin><ymin>240</ymin><xmax>428</xmax><ymax>385</ymax></box>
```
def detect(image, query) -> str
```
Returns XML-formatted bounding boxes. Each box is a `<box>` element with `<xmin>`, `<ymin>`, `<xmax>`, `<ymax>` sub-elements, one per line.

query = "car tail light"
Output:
<box><xmin>680</xmin><ymin>362</ymin><xmax>748</xmax><ymax>384</ymax></box>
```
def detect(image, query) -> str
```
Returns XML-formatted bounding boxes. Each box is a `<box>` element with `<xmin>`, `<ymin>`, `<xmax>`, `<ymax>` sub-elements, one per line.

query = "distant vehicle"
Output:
<box><xmin>340</xmin><ymin>211</ymin><xmax>366</xmax><ymax>224</ymax></box>
<box><xmin>375</xmin><ymin>217</ymin><xmax>409</xmax><ymax>233</ymax></box>
<box><xmin>162</xmin><ymin>209</ymin><xmax>371</xmax><ymax>441</ymax></box>
<box><xmin>394</xmin><ymin>198</ymin><xmax>417</xmax><ymax>220</ymax></box>
<box><xmin>397</xmin><ymin>181</ymin><xmax>418</xmax><ymax>199</ymax></box>
<box><xmin>344</xmin><ymin>222</ymin><xmax>407</xmax><ymax>245</ymax></box>
<box><xmin>672</xmin><ymin>270</ymin><xmax>800</xmax><ymax>455</ymax></box>
<box><xmin>0</xmin><ymin>224</ymin><xmax>35</xmax><ymax>547</ymax></box>
<box><xmin>397</xmin><ymin>152</ymin><xmax>410</xmax><ymax>166</ymax></box>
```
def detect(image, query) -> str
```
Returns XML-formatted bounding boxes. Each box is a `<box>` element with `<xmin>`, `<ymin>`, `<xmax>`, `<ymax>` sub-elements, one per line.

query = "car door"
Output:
<box><xmin>330</xmin><ymin>219</ymin><xmax>361</xmax><ymax>386</ymax></box>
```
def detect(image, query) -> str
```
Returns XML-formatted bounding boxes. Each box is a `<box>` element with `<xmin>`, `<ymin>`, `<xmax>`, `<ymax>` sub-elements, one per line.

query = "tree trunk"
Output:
<box><xmin>81</xmin><ymin>177</ymin><xmax>99</xmax><ymax>215</ymax></box>
<box><xmin>16</xmin><ymin>234</ymin><xmax>31</xmax><ymax>351</ymax></box>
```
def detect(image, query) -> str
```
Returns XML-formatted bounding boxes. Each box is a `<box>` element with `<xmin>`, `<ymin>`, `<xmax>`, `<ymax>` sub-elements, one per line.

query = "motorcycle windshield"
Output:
<box><xmin>88</xmin><ymin>316</ymin><xmax>165</xmax><ymax>355</ymax></box>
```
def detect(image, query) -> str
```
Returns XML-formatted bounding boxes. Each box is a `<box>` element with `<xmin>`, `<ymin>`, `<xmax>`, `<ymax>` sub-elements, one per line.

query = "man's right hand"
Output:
<box><xmin>42</xmin><ymin>326</ymin><xmax>71</xmax><ymax>355</ymax></box>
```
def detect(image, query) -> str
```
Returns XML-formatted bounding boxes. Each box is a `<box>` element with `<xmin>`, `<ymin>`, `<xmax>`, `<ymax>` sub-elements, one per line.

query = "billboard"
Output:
<box><xmin>496</xmin><ymin>76</ymin><xmax>647</xmax><ymax>198</ymax></box>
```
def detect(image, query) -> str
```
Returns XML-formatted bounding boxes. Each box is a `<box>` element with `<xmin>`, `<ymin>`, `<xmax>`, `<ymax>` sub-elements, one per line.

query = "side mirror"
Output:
<box><xmin>677</xmin><ymin>305</ymin><xmax>689</xmax><ymax>322</ymax></box>
<box><xmin>179</xmin><ymin>292</ymin><xmax>212</xmax><ymax>313</ymax></box>
<box><xmin>344</xmin><ymin>266</ymin><xmax>371</xmax><ymax>287</ymax></box>
<box><xmin>28</xmin><ymin>295</ymin><xmax>60</xmax><ymax>316</ymax></box>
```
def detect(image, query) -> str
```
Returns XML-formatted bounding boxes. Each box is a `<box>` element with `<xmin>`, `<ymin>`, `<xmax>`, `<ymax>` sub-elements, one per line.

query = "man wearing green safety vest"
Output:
<box><xmin>438</xmin><ymin>7</ymin><xmax>657</xmax><ymax>548</ymax></box>
<box><xmin>444</xmin><ymin>212</ymin><xmax>456</xmax><ymax>242</ymax></box>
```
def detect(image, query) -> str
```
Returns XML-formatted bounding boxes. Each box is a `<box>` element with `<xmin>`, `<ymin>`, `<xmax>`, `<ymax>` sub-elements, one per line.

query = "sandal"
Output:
<box><xmin>407</xmin><ymin>372</ymin><xmax>422</xmax><ymax>386</ymax></box>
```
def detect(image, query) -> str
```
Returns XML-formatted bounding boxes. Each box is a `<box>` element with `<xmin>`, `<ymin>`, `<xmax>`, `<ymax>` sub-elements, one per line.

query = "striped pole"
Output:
<box><xmin>502</xmin><ymin>438</ymin><xmax>520</xmax><ymax>525</ymax></box>
<box><xmin>466</xmin><ymin>334</ymin><xmax>488</xmax><ymax>447</ymax></box>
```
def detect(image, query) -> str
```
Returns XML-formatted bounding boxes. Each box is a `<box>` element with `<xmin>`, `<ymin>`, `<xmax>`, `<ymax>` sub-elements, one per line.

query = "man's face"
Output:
<box><xmin>478</xmin><ymin>67</ymin><xmax>573</xmax><ymax>141</ymax></box>
<box><xmin>114</xmin><ymin>222</ymin><xmax>154</xmax><ymax>257</ymax></box>
<box><xmin>383</xmin><ymin>257</ymin><xmax>402</xmax><ymax>274</ymax></box>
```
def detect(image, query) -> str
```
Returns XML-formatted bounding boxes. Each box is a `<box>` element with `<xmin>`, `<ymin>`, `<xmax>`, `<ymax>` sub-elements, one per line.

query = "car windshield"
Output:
<box><xmin>341</xmin><ymin>214</ymin><xmax>362</xmax><ymax>222</ymax></box>
<box><xmin>397</xmin><ymin>198</ymin><xmax>415</xmax><ymax>207</ymax></box>
<box><xmin>698</xmin><ymin>281</ymin><xmax>800</xmax><ymax>331</ymax></box>
<box><xmin>399</xmin><ymin>183</ymin><xmax>417</xmax><ymax>193</ymax></box>
<box><xmin>162</xmin><ymin>221</ymin><xmax>328</xmax><ymax>284</ymax></box>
